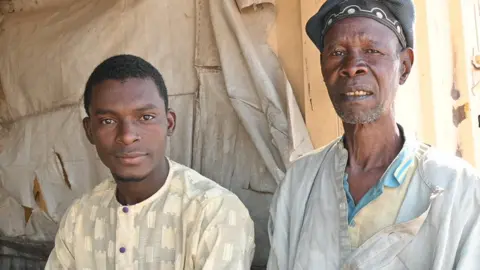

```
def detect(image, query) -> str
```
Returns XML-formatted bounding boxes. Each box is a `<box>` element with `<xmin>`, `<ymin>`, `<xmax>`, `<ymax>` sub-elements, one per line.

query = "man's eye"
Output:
<box><xmin>366</xmin><ymin>49</ymin><xmax>381</xmax><ymax>54</ymax></box>
<box><xmin>331</xmin><ymin>50</ymin><xmax>346</xmax><ymax>56</ymax></box>
<box><xmin>141</xmin><ymin>115</ymin><xmax>155</xmax><ymax>121</ymax></box>
<box><xmin>100</xmin><ymin>119</ymin><xmax>115</xmax><ymax>125</ymax></box>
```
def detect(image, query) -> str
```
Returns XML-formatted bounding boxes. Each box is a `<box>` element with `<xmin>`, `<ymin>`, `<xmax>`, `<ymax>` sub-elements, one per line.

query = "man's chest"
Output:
<box><xmin>293</xmin><ymin>167</ymin><xmax>451</xmax><ymax>270</ymax></box>
<box><xmin>70</xmin><ymin>206</ymin><xmax>192</xmax><ymax>270</ymax></box>
<box><xmin>345</xmin><ymin>169</ymin><xmax>385</xmax><ymax>203</ymax></box>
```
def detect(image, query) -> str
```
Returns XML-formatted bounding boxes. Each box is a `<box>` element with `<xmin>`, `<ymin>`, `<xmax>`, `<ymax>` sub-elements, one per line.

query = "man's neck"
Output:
<box><xmin>115</xmin><ymin>158</ymin><xmax>170</xmax><ymax>205</ymax></box>
<box><xmin>343</xmin><ymin>113</ymin><xmax>403</xmax><ymax>172</ymax></box>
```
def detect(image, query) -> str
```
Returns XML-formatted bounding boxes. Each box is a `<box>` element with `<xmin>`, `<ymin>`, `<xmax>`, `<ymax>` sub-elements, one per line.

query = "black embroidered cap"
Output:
<box><xmin>306</xmin><ymin>0</ymin><xmax>415</xmax><ymax>52</ymax></box>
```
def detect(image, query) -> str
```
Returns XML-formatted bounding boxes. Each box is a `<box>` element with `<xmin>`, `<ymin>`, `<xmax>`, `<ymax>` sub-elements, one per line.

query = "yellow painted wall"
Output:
<box><xmin>274</xmin><ymin>0</ymin><xmax>480</xmax><ymax>168</ymax></box>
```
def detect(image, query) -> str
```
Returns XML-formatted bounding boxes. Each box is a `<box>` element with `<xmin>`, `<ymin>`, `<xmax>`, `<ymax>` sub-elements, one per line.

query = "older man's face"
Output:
<box><xmin>321</xmin><ymin>17</ymin><xmax>413</xmax><ymax>124</ymax></box>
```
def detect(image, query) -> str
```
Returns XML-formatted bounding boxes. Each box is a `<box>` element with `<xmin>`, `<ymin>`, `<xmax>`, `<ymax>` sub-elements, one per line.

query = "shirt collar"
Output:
<box><xmin>386</xmin><ymin>146</ymin><xmax>414</xmax><ymax>187</ymax></box>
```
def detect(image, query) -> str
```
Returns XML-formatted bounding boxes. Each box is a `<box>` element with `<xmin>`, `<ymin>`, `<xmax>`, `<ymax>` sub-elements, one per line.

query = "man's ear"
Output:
<box><xmin>82</xmin><ymin>117</ymin><xmax>94</xmax><ymax>144</ymax></box>
<box><xmin>399</xmin><ymin>48</ymin><xmax>414</xmax><ymax>85</ymax></box>
<box><xmin>166</xmin><ymin>109</ymin><xmax>176</xmax><ymax>136</ymax></box>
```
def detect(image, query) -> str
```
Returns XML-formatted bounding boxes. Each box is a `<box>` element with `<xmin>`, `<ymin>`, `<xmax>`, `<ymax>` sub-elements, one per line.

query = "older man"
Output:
<box><xmin>267</xmin><ymin>0</ymin><xmax>480</xmax><ymax>269</ymax></box>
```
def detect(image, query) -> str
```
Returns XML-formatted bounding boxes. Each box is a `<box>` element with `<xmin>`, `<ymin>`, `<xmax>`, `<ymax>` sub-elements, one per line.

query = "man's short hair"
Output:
<box><xmin>83</xmin><ymin>54</ymin><xmax>168</xmax><ymax>115</ymax></box>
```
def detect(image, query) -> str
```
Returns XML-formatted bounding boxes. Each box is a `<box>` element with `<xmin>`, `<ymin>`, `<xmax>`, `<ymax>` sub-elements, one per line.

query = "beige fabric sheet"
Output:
<box><xmin>0</xmin><ymin>186</ymin><xmax>26</xmax><ymax>237</ymax></box>
<box><xmin>0</xmin><ymin>0</ymin><xmax>313</xmax><ymax>267</ymax></box>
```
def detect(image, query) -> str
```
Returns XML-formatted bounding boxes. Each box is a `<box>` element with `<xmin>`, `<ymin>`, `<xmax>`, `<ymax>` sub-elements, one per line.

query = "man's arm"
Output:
<box><xmin>193</xmin><ymin>194</ymin><xmax>255</xmax><ymax>270</ymax></box>
<box><xmin>455</xmin><ymin>214</ymin><xmax>480</xmax><ymax>268</ymax></box>
<box><xmin>454</xmin><ymin>176</ymin><xmax>480</xmax><ymax>269</ymax></box>
<box><xmin>45</xmin><ymin>202</ymin><xmax>78</xmax><ymax>270</ymax></box>
<box><xmin>266</xmin><ymin>170</ymin><xmax>291</xmax><ymax>270</ymax></box>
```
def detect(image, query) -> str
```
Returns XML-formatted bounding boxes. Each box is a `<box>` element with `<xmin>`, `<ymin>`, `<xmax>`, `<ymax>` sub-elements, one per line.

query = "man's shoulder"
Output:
<box><xmin>169</xmin><ymin>160</ymin><xmax>247</xmax><ymax>209</ymax></box>
<box><xmin>421</xmin><ymin>146</ymin><xmax>480</xmax><ymax>186</ymax></box>
<box><xmin>55</xmin><ymin>179</ymin><xmax>115</xmax><ymax>226</ymax></box>
<box><xmin>275</xmin><ymin>138</ymin><xmax>341</xmax><ymax>195</ymax></box>
<box><xmin>67</xmin><ymin>179</ymin><xmax>115</xmax><ymax>212</ymax></box>
<box><xmin>289</xmin><ymin>138</ymin><xmax>341</xmax><ymax>168</ymax></box>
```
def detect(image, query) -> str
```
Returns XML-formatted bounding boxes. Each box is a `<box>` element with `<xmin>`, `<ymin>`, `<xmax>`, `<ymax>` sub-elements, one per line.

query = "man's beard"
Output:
<box><xmin>334</xmin><ymin>102</ymin><xmax>386</xmax><ymax>124</ymax></box>
<box><xmin>112</xmin><ymin>173</ymin><xmax>145</xmax><ymax>183</ymax></box>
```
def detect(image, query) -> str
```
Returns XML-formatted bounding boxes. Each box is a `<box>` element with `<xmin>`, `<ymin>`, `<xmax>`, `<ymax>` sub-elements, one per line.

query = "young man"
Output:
<box><xmin>268</xmin><ymin>0</ymin><xmax>480</xmax><ymax>269</ymax></box>
<box><xmin>46</xmin><ymin>54</ymin><xmax>254</xmax><ymax>269</ymax></box>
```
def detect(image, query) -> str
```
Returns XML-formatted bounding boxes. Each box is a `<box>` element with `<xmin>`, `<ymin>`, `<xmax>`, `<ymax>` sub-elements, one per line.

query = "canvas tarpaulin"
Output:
<box><xmin>0</xmin><ymin>0</ymin><xmax>313</xmax><ymax>267</ymax></box>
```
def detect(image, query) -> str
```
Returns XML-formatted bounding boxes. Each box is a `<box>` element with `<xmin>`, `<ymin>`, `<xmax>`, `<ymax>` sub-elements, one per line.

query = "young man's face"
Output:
<box><xmin>83</xmin><ymin>78</ymin><xmax>176</xmax><ymax>182</ymax></box>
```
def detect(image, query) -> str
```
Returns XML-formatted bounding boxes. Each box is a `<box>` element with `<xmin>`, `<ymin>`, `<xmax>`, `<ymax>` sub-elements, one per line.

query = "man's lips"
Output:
<box><xmin>339</xmin><ymin>85</ymin><xmax>374</xmax><ymax>101</ymax></box>
<box><xmin>115</xmin><ymin>152</ymin><xmax>147</xmax><ymax>165</ymax></box>
<box><xmin>343</xmin><ymin>90</ymin><xmax>373</xmax><ymax>96</ymax></box>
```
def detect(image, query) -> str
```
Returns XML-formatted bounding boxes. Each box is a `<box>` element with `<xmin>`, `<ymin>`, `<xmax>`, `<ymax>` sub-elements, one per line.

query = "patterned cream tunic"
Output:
<box><xmin>45</xmin><ymin>159</ymin><xmax>255</xmax><ymax>270</ymax></box>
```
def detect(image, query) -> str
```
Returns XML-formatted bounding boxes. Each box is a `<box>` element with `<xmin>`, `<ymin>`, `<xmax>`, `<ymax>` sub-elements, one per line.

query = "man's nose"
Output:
<box><xmin>340</xmin><ymin>54</ymin><xmax>368</xmax><ymax>77</ymax></box>
<box><xmin>116</xmin><ymin>121</ymin><xmax>140</xmax><ymax>145</ymax></box>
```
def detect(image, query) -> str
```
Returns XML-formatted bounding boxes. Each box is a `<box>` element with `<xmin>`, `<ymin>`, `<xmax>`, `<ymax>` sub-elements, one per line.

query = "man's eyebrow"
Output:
<box><xmin>323</xmin><ymin>37</ymin><xmax>348</xmax><ymax>51</ymax></box>
<box><xmin>324</xmin><ymin>43</ymin><xmax>339</xmax><ymax>51</ymax></box>
<box><xmin>93</xmin><ymin>104</ymin><xmax>160</xmax><ymax>116</ymax></box>
<box><xmin>94</xmin><ymin>108</ymin><xmax>116</xmax><ymax>116</ymax></box>
<box><xmin>135</xmin><ymin>103</ymin><xmax>159</xmax><ymax>112</ymax></box>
